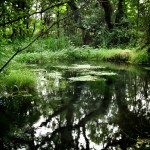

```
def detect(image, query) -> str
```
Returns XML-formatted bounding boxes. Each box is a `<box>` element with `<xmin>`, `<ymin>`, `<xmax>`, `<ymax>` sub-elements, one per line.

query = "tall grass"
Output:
<box><xmin>0</xmin><ymin>69</ymin><xmax>37</xmax><ymax>94</ymax></box>
<box><xmin>40</xmin><ymin>36</ymin><xmax>70</xmax><ymax>51</ymax></box>
<box><xmin>130</xmin><ymin>49</ymin><xmax>149</xmax><ymax>64</ymax></box>
<box><xmin>2</xmin><ymin>35</ymin><xmax>149</xmax><ymax>65</ymax></box>
<box><xmin>19</xmin><ymin>35</ymin><xmax>71</xmax><ymax>53</ymax></box>
<box><xmin>93</xmin><ymin>48</ymin><xmax>131</xmax><ymax>62</ymax></box>
<box><xmin>15</xmin><ymin>46</ymin><xmax>133</xmax><ymax>63</ymax></box>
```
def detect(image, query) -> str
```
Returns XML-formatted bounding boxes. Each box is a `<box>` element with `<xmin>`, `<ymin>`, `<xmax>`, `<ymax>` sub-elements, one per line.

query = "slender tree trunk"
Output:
<box><xmin>68</xmin><ymin>0</ymin><xmax>82</xmax><ymax>28</ymax></box>
<box><xmin>98</xmin><ymin>0</ymin><xmax>113</xmax><ymax>30</ymax></box>
<box><xmin>57</xmin><ymin>1</ymin><xmax>60</xmax><ymax>37</ymax></box>
<box><xmin>68</xmin><ymin>0</ymin><xmax>87</xmax><ymax>44</ymax></box>
<box><xmin>115</xmin><ymin>0</ymin><xmax>125</xmax><ymax>24</ymax></box>
<box><xmin>136</xmin><ymin>0</ymin><xmax>140</xmax><ymax>32</ymax></box>
<box><xmin>82</xmin><ymin>29</ymin><xmax>91</xmax><ymax>45</ymax></box>
<box><xmin>2</xmin><ymin>4</ymin><xmax>6</xmax><ymax>38</ymax></box>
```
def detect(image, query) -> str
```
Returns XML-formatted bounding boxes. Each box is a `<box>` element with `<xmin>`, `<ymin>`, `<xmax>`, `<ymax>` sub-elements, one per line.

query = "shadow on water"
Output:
<box><xmin>0</xmin><ymin>61</ymin><xmax>150</xmax><ymax>150</ymax></box>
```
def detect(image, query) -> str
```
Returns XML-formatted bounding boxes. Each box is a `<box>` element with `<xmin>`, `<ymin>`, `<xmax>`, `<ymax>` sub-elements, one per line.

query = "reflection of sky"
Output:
<box><xmin>32</xmin><ymin>96</ymin><xmax>120</xmax><ymax>149</ymax></box>
<box><xmin>33</xmin><ymin>115</ymin><xmax>120</xmax><ymax>149</ymax></box>
<box><xmin>33</xmin><ymin>116</ymin><xmax>102</xmax><ymax>149</ymax></box>
<box><xmin>128</xmin><ymin>90</ymin><xmax>150</xmax><ymax>119</ymax></box>
<box><xmin>37</xmin><ymin>70</ymin><xmax>62</xmax><ymax>96</ymax></box>
<box><xmin>33</xmin><ymin>116</ymin><xmax>59</xmax><ymax>136</ymax></box>
<box><xmin>32</xmin><ymin>66</ymin><xmax>150</xmax><ymax>149</ymax></box>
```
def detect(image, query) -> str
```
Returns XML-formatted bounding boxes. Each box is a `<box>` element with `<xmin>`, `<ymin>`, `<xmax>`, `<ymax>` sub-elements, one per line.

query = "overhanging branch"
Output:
<box><xmin>0</xmin><ymin>1</ymin><xmax>69</xmax><ymax>27</ymax></box>
<box><xmin>0</xmin><ymin>15</ymin><xmax>71</xmax><ymax>73</ymax></box>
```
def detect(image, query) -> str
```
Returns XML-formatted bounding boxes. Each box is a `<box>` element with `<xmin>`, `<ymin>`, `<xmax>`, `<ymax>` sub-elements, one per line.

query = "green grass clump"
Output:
<box><xmin>0</xmin><ymin>70</ymin><xmax>37</xmax><ymax>94</ymax></box>
<box><xmin>10</xmin><ymin>36</ymin><xmax>148</xmax><ymax>65</ymax></box>
<box><xmin>15</xmin><ymin>52</ymin><xmax>44</xmax><ymax>63</ymax></box>
<box><xmin>63</xmin><ymin>47</ymin><xmax>132</xmax><ymax>62</ymax></box>
<box><xmin>130</xmin><ymin>50</ymin><xmax>149</xmax><ymax>64</ymax></box>
<box><xmin>92</xmin><ymin>48</ymin><xmax>131</xmax><ymax>62</ymax></box>
<box><xmin>41</xmin><ymin>36</ymin><xmax>70</xmax><ymax>51</ymax></box>
<box><xmin>15</xmin><ymin>47</ymin><xmax>133</xmax><ymax>63</ymax></box>
<box><xmin>2</xmin><ymin>35</ymin><xmax>149</xmax><ymax>67</ymax></box>
<box><xmin>20</xmin><ymin>36</ymin><xmax>71</xmax><ymax>53</ymax></box>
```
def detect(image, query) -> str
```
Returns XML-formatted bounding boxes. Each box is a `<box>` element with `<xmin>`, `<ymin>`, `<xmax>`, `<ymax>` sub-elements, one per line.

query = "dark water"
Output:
<box><xmin>0</xmin><ymin>62</ymin><xmax>150</xmax><ymax>150</ymax></box>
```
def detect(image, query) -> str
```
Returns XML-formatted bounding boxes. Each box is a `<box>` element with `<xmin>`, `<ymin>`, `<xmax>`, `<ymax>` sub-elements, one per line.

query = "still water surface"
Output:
<box><xmin>0</xmin><ymin>61</ymin><xmax>150</xmax><ymax>150</ymax></box>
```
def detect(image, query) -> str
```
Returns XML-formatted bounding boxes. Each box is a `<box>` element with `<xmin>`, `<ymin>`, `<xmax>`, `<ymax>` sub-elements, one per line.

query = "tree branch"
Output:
<box><xmin>0</xmin><ymin>0</ymin><xmax>87</xmax><ymax>72</ymax></box>
<box><xmin>0</xmin><ymin>1</ymin><xmax>69</xmax><ymax>27</ymax></box>
<box><xmin>0</xmin><ymin>15</ymin><xmax>71</xmax><ymax>73</ymax></box>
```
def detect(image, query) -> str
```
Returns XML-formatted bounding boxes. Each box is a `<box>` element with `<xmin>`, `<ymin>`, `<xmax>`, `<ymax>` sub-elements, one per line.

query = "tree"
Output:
<box><xmin>115</xmin><ymin>0</ymin><xmax>125</xmax><ymax>24</ymax></box>
<box><xmin>98</xmin><ymin>0</ymin><xmax>113</xmax><ymax>30</ymax></box>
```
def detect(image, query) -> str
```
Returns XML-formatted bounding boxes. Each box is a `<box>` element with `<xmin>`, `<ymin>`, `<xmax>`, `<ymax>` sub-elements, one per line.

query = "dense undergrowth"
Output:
<box><xmin>0</xmin><ymin>36</ymin><xmax>149</xmax><ymax>94</ymax></box>
<box><xmin>13</xmin><ymin>40</ymin><xmax>149</xmax><ymax>65</ymax></box>
<box><xmin>0</xmin><ymin>36</ymin><xmax>149</xmax><ymax>69</ymax></box>
<box><xmin>0</xmin><ymin>37</ymin><xmax>149</xmax><ymax>65</ymax></box>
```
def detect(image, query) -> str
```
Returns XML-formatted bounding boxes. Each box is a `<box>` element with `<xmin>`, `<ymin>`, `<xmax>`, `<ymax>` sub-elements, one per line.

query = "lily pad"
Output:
<box><xmin>72</xmin><ymin>64</ymin><xmax>105</xmax><ymax>69</ymax></box>
<box><xmin>68</xmin><ymin>75</ymin><xmax>105</xmax><ymax>82</ymax></box>
<box><xmin>32</xmin><ymin>69</ymin><xmax>47</xmax><ymax>73</ymax></box>
<box><xmin>87</xmin><ymin>71</ymin><xmax>117</xmax><ymax>76</ymax></box>
<box><xmin>46</xmin><ymin>72</ymin><xmax>62</xmax><ymax>79</ymax></box>
<box><xmin>144</xmin><ymin>67</ymin><xmax>150</xmax><ymax>70</ymax></box>
<box><xmin>55</xmin><ymin>64</ymin><xmax>105</xmax><ymax>70</ymax></box>
<box><xmin>80</xmin><ymin>70</ymin><xmax>117</xmax><ymax>77</ymax></box>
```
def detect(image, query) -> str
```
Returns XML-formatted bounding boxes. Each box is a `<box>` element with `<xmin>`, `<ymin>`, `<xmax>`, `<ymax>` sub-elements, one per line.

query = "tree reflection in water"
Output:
<box><xmin>0</xmin><ymin>65</ymin><xmax>150</xmax><ymax>150</ymax></box>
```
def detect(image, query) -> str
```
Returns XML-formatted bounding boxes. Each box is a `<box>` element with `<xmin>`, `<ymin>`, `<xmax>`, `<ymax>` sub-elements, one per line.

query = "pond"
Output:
<box><xmin>0</xmin><ymin>61</ymin><xmax>150</xmax><ymax>150</ymax></box>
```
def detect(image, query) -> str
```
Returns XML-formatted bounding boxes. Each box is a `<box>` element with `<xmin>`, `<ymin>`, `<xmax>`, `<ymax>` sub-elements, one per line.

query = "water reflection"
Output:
<box><xmin>0</xmin><ymin>63</ymin><xmax>150</xmax><ymax>150</ymax></box>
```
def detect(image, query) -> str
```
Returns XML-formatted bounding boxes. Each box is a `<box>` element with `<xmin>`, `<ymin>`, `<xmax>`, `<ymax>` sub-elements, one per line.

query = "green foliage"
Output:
<box><xmin>0</xmin><ymin>0</ymin><xmax>150</xmax><ymax>69</ymax></box>
<box><xmin>93</xmin><ymin>27</ymin><xmax>134</xmax><ymax>48</ymax></box>
<box><xmin>69</xmin><ymin>33</ymin><xmax>83</xmax><ymax>46</ymax></box>
<box><xmin>15</xmin><ymin>52</ymin><xmax>43</xmax><ymax>63</ymax></box>
<box><xmin>15</xmin><ymin>46</ymin><xmax>133</xmax><ymax>64</ymax></box>
<box><xmin>0</xmin><ymin>0</ymin><xmax>149</xmax><ymax>47</ymax></box>
<box><xmin>0</xmin><ymin>43</ymin><xmax>14</xmax><ymax>68</ymax></box>
<box><xmin>64</xmin><ymin>46</ymin><xmax>90</xmax><ymax>60</ymax></box>
<box><xmin>39</xmin><ymin>36</ymin><xmax>70</xmax><ymax>51</ymax></box>
<box><xmin>130</xmin><ymin>50</ymin><xmax>149</xmax><ymax>64</ymax></box>
<box><xmin>1</xmin><ymin>31</ymin><xmax>148</xmax><ymax>66</ymax></box>
<box><xmin>20</xmin><ymin>36</ymin><xmax>70</xmax><ymax>52</ymax></box>
<box><xmin>88</xmin><ymin>48</ymin><xmax>131</xmax><ymax>62</ymax></box>
<box><xmin>0</xmin><ymin>70</ymin><xmax>37</xmax><ymax>93</ymax></box>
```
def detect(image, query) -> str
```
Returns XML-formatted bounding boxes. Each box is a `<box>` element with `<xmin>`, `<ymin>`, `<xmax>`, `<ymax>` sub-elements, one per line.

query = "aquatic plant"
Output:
<box><xmin>53</xmin><ymin>64</ymin><xmax>117</xmax><ymax>82</ymax></box>
<box><xmin>83</xmin><ymin>70</ymin><xmax>117</xmax><ymax>76</ymax></box>
<box><xmin>55</xmin><ymin>64</ymin><xmax>105</xmax><ymax>70</ymax></box>
<box><xmin>68</xmin><ymin>75</ymin><xmax>106</xmax><ymax>82</ymax></box>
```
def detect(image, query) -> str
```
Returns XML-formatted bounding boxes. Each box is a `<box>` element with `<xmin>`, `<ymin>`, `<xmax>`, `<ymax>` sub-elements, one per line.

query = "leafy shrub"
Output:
<box><xmin>93</xmin><ymin>27</ymin><xmax>134</xmax><ymax>48</ymax></box>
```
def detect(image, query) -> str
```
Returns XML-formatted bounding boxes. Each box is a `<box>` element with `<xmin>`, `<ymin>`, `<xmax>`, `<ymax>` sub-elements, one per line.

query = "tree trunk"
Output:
<box><xmin>82</xmin><ymin>29</ymin><xmax>91</xmax><ymax>45</ymax></box>
<box><xmin>98</xmin><ymin>0</ymin><xmax>113</xmax><ymax>30</ymax></box>
<box><xmin>57</xmin><ymin>2</ymin><xmax>60</xmax><ymax>38</ymax></box>
<box><xmin>115</xmin><ymin>0</ymin><xmax>125</xmax><ymax>24</ymax></box>
<box><xmin>68</xmin><ymin>0</ymin><xmax>83</xmax><ymax>28</ymax></box>
<box><xmin>68</xmin><ymin>0</ymin><xmax>87</xmax><ymax>44</ymax></box>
